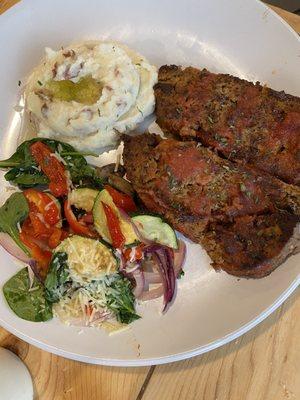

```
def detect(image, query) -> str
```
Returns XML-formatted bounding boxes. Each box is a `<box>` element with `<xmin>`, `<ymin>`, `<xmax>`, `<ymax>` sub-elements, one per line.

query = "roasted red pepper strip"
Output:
<box><xmin>105</xmin><ymin>185</ymin><xmax>137</xmax><ymax>213</ymax></box>
<box><xmin>22</xmin><ymin>189</ymin><xmax>66</xmax><ymax>249</ymax></box>
<box><xmin>19</xmin><ymin>231</ymin><xmax>52</xmax><ymax>278</ymax></box>
<box><xmin>85</xmin><ymin>304</ymin><xmax>93</xmax><ymax>317</ymax></box>
<box><xmin>101</xmin><ymin>201</ymin><xmax>125</xmax><ymax>249</ymax></box>
<box><xmin>123</xmin><ymin>244</ymin><xmax>144</xmax><ymax>262</ymax></box>
<box><xmin>48</xmin><ymin>227</ymin><xmax>63</xmax><ymax>249</ymax></box>
<box><xmin>20</xmin><ymin>189</ymin><xmax>68</xmax><ymax>279</ymax></box>
<box><xmin>30</xmin><ymin>141</ymin><xmax>69</xmax><ymax>197</ymax></box>
<box><xmin>24</xmin><ymin>189</ymin><xmax>60</xmax><ymax>226</ymax></box>
<box><xmin>64</xmin><ymin>200</ymin><xmax>96</xmax><ymax>238</ymax></box>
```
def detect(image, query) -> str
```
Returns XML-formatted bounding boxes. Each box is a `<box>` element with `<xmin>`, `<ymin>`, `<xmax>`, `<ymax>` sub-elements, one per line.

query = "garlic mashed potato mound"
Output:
<box><xmin>25</xmin><ymin>41</ymin><xmax>158</xmax><ymax>152</ymax></box>
<box><xmin>55</xmin><ymin>235</ymin><xmax>117</xmax><ymax>284</ymax></box>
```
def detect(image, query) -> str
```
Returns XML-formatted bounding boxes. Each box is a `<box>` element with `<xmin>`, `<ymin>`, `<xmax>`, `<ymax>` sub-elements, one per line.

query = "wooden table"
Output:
<box><xmin>0</xmin><ymin>2</ymin><xmax>299</xmax><ymax>399</ymax></box>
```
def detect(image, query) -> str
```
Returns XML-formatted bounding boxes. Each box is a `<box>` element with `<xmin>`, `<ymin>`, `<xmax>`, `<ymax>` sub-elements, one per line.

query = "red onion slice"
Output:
<box><xmin>125</xmin><ymin>262</ymin><xmax>141</xmax><ymax>274</ymax></box>
<box><xmin>116</xmin><ymin>250</ymin><xmax>126</xmax><ymax>272</ymax></box>
<box><xmin>89</xmin><ymin>310</ymin><xmax>111</xmax><ymax>325</ymax></box>
<box><xmin>0</xmin><ymin>232</ymin><xmax>32</xmax><ymax>264</ymax></box>
<box><xmin>173</xmin><ymin>240</ymin><xmax>186</xmax><ymax>277</ymax></box>
<box><xmin>143</xmin><ymin>271</ymin><xmax>162</xmax><ymax>284</ymax></box>
<box><xmin>117</xmin><ymin>208</ymin><xmax>184</xmax><ymax>310</ymax></box>
<box><xmin>27</xmin><ymin>265</ymin><xmax>35</xmax><ymax>289</ymax></box>
<box><xmin>28</xmin><ymin>260</ymin><xmax>43</xmax><ymax>283</ymax></box>
<box><xmin>151</xmin><ymin>248</ymin><xmax>176</xmax><ymax>312</ymax></box>
<box><xmin>163</xmin><ymin>247</ymin><xmax>176</xmax><ymax>309</ymax></box>
<box><xmin>139</xmin><ymin>285</ymin><xmax>164</xmax><ymax>301</ymax></box>
<box><xmin>143</xmin><ymin>240</ymin><xmax>185</xmax><ymax>284</ymax></box>
<box><xmin>132</xmin><ymin>269</ymin><xmax>145</xmax><ymax>299</ymax></box>
<box><xmin>140</xmin><ymin>258</ymin><xmax>162</xmax><ymax>284</ymax></box>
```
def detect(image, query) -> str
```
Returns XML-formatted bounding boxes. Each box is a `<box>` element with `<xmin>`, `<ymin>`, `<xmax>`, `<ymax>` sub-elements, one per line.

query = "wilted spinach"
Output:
<box><xmin>3</xmin><ymin>267</ymin><xmax>53</xmax><ymax>322</ymax></box>
<box><xmin>106</xmin><ymin>274</ymin><xmax>140</xmax><ymax>324</ymax></box>
<box><xmin>44</xmin><ymin>252</ymin><xmax>74</xmax><ymax>303</ymax></box>
<box><xmin>0</xmin><ymin>138</ymin><xmax>103</xmax><ymax>189</ymax></box>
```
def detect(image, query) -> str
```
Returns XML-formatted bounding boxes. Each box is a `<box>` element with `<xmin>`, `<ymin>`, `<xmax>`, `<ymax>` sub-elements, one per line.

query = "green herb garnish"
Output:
<box><xmin>240</xmin><ymin>183</ymin><xmax>247</xmax><ymax>192</ymax></box>
<box><xmin>240</xmin><ymin>183</ymin><xmax>252</xmax><ymax>198</ymax></box>
<box><xmin>214</xmin><ymin>134</ymin><xmax>227</xmax><ymax>146</ymax></box>
<box><xmin>137</xmin><ymin>106</ymin><xmax>144</xmax><ymax>117</ymax></box>
<box><xmin>178</xmin><ymin>270</ymin><xmax>185</xmax><ymax>279</ymax></box>
<box><xmin>166</xmin><ymin>167</ymin><xmax>177</xmax><ymax>190</ymax></box>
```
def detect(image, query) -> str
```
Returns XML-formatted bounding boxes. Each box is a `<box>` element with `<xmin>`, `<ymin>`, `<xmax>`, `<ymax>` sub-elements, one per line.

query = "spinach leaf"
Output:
<box><xmin>106</xmin><ymin>274</ymin><xmax>140</xmax><ymax>324</ymax></box>
<box><xmin>62</xmin><ymin>152</ymin><xmax>103</xmax><ymax>189</ymax></box>
<box><xmin>0</xmin><ymin>138</ymin><xmax>103</xmax><ymax>189</ymax></box>
<box><xmin>3</xmin><ymin>268</ymin><xmax>53</xmax><ymax>322</ymax></box>
<box><xmin>4</xmin><ymin>167</ymin><xmax>48</xmax><ymax>188</ymax></box>
<box><xmin>45</xmin><ymin>252</ymin><xmax>73</xmax><ymax>303</ymax></box>
<box><xmin>0</xmin><ymin>192</ymin><xmax>30</xmax><ymax>255</ymax></box>
<box><xmin>0</xmin><ymin>139</ymin><xmax>36</xmax><ymax>168</ymax></box>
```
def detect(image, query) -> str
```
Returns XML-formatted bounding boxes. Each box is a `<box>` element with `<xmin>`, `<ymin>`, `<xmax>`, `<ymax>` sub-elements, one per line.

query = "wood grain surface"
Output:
<box><xmin>0</xmin><ymin>0</ymin><xmax>20</xmax><ymax>15</ymax></box>
<box><xmin>268</xmin><ymin>4</ymin><xmax>300</xmax><ymax>33</ymax></box>
<box><xmin>0</xmin><ymin>2</ymin><xmax>299</xmax><ymax>399</ymax></box>
<box><xmin>141</xmin><ymin>290</ymin><xmax>300</xmax><ymax>400</ymax></box>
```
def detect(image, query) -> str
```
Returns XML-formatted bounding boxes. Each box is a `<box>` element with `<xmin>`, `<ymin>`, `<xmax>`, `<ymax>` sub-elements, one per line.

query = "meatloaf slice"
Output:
<box><xmin>201</xmin><ymin>213</ymin><xmax>300</xmax><ymax>278</ymax></box>
<box><xmin>123</xmin><ymin>133</ymin><xmax>300</xmax><ymax>278</ymax></box>
<box><xmin>155</xmin><ymin>65</ymin><xmax>300</xmax><ymax>186</ymax></box>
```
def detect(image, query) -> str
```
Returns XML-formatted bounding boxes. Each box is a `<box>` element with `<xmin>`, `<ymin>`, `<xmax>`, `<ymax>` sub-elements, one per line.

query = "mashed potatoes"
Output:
<box><xmin>25</xmin><ymin>41</ymin><xmax>158</xmax><ymax>152</ymax></box>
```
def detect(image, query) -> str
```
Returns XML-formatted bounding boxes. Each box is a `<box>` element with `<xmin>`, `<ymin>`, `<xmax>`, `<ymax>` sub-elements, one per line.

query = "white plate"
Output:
<box><xmin>0</xmin><ymin>0</ymin><xmax>299</xmax><ymax>366</ymax></box>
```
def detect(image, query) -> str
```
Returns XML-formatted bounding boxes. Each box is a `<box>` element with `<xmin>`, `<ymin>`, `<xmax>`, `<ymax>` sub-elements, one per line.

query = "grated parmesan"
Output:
<box><xmin>50</xmin><ymin>151</ymin><xmax>68</xmax><ymax>165</ymax></box>
<box><xmin>55</xmin><ymin>236</ymin><xmax>117</xmax><ymax>284</ymax></box>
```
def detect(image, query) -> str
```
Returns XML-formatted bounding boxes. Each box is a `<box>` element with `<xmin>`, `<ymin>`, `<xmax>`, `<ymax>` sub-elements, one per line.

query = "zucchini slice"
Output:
<box><xmin>68</xmin><ymin>188</ymin><xmax>99</xmax><ymax>212</ymax></box>
<box><xmin>93</xmin><ymin>189</ymin><xmax>138</xmax><ymax>245</ymax></box>
<box><xmin>132</xmin><ymin>215</ymin><xmax>178</xmax><ymax>249</ymax></box>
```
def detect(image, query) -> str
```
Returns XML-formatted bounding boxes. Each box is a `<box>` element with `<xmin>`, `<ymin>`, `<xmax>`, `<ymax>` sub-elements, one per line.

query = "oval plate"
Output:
<box><xmin>0</xmin><ymin>0</ymin><xmax>299</xmax><ymax>366</ymax></box>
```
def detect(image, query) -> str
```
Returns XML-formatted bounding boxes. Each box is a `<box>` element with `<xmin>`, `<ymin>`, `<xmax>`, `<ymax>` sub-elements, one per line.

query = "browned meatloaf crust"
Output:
<box><xmin>123</xmin><ymin>134</ymin><xmax>300</xmax><ymax>278</ymax></box>
<box><xmin>155</xmin><ymin>65</ymin><xmax>300</xmax><ymax>186</ymax></box>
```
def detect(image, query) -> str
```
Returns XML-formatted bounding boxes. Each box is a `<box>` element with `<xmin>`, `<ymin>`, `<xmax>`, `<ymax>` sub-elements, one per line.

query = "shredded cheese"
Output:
<box><xmin>114</xmin><ymin>153</ymin><xmax>121</xmax><ymax>172</ymax></box>
<box><xmin>53</xmin><ymin>282</ymin><xmax>124</xmax><ymax>332</ymax></box>
<box><xmin>36</xmin><ymin>212</ymin><xmax>50</xmax><ymax>228</ymax></box>
<box><xmin>44</xmin><ymin>199</ymin><xmax>56</xmax><ymax>211</ymax></box>
<box><xmin>50</xmin><ymin>151</ymin><xmax>68</xmax><ymax>165</ymax></box>
<box><xmin>55</xmin><ymin>236</ymin><xmax>117</xmax><ymax>284</ymax></box>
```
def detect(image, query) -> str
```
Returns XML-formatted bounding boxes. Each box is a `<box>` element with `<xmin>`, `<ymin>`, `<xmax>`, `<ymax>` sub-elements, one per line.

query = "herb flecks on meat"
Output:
<box><xmin>123</xmin><ymin>134</ymin><xmax>300</xmax><ymax>278</ymax></box>
<box><xmin>155</xmin><ymin>65</ymin><xmax>300</xmax><ymax>186</ymax></box>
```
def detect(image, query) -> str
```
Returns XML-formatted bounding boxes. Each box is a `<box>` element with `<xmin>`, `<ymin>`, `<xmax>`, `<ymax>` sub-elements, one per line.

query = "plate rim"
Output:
<box><xmin>0</xmin><ymin>275</ymin><xmax>298</xmax><ymax>366</ymax></box>
<box><xmin>0</xmin><ymin>0</ymin><xmax>299</xmax><ymax>366</ymax></box>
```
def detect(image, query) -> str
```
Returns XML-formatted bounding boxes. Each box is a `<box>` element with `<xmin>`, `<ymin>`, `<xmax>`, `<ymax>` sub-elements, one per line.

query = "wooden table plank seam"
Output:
<box><xmin>136</xmin><ymin>366</ymin><xmax>156</xmax><ymax>400</ymax></box>
<box><xmin>139</xmin><ymin>290</ymin><xmax>299</xmax><ymax>400</ymax></box>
